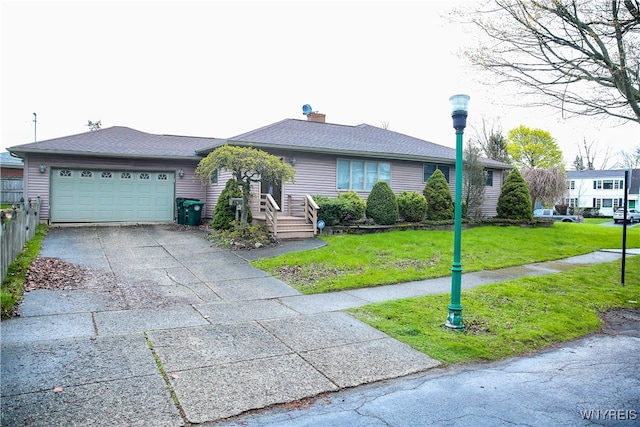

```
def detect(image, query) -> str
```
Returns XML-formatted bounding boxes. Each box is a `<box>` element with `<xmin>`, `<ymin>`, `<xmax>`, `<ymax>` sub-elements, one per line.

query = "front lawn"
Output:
<box><xmin>253</xmin><ymin>222</ymin><xmax>639</xmax><ymax>294</ymax></box>
<box><xmin>349</xmin><ymin>255</ymin><xmax>639</xmax><ymax>365</ymax></box>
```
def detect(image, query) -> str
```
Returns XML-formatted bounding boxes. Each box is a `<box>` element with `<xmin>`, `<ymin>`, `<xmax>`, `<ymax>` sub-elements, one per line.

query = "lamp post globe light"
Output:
<box><xmin>446</xmin><ymin>94</ymin><xmax>470</xmax><ymax>330</ymax></box>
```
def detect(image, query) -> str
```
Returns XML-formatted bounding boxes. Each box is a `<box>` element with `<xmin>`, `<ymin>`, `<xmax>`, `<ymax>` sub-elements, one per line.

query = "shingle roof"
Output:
<box><xmin>8</xmin><ymin>126</ymin><xmax>220</xmax><ymax>159</ymax></box>
<box><xmin>7</xmin><ymin>120</ymin><xmax>512</xmax><ymax>169</ymax></box>
<box><xmin>568</xmin><ymin>169</ymin><xmax>640</xmax><ymax>194</ymax></box>
<box><xmin>0</xmin><ymin>151</ymin><xmax>24</xmax><ymax>168</ymax></box>
<box><xmin>198</xmin><ymin>119</ymin><xmax>511</xmax><ymax>168</ymax></box>
<box><xmin>567</xmin><ymin>169</ymin><xmax>631</xmax><ymax>179</ymax></box>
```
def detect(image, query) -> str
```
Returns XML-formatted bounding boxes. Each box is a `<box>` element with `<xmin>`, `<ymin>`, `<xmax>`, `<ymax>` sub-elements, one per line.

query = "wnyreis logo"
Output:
<box><xmin>580</xmin><ymin>409</ymin><xmax>637</xmax><ymax>421</ymax></box>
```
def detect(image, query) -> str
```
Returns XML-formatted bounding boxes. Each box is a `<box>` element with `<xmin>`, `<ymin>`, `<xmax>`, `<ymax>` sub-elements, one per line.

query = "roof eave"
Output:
<box><xmin>8</xmin><ymin>148</ymin><xmax>202</xmax><ymax>161</ymax></box>
<box><xmin>198</xmin><ymin>140</ymin><xmax>512</xmax><ymax>169</ymax></box>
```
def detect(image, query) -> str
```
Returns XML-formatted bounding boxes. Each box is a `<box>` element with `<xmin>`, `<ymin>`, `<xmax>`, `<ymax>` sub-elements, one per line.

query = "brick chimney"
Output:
<box><xmin>306</xmin><ymin>112</ymin><xmax>326</xmax><ymax>123</ymax></box>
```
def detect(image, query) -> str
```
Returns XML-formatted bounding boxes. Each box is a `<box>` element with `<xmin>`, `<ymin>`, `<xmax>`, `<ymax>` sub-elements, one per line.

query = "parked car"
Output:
<box><xmin>533</xmin><ymin>209</ymin><xmax>584</xmax><ymax>223</ymax></box>
<box><xmin>613</xmin><ymin>208</ymin><xmax>640</xmax><ymax>224</ymax></box>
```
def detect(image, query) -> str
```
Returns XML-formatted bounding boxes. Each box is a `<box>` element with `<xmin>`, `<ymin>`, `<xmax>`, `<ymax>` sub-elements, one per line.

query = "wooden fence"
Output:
<box><xmin>1</xmin><ymin>177</ymin><xmax>24</xmax><ymax>204</ymax></box>
<box><xmin>0</xmin><ymin>197</ymin><xmax>41</xmax><ymax>282</ymax></box>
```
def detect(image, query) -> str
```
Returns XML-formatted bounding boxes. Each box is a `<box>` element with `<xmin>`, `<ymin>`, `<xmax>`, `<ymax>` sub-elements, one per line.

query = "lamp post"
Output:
<box><xmin>446</xmin><ymin>94</ymin><xmax>470</xmax><ymax>330</ymax></box>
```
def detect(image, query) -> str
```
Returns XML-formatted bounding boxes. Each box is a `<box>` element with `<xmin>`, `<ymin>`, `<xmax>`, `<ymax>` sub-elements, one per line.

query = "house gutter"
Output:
<box><xmin>7</xmin><ymin>148</ymin><xmax>203</xmax><ymax>161</ymax></box>
<box><xmin>196</xmin><ymin>141</ymin><xmax>512</xmax><ymax>170</ymax></box>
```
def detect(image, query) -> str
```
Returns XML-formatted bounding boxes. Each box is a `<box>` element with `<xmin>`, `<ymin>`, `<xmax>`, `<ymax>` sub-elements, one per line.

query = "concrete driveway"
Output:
<box><xmin>1</xmin><ymin>225</ymin><xmax>438</xmax><ymax>426</ymax></box>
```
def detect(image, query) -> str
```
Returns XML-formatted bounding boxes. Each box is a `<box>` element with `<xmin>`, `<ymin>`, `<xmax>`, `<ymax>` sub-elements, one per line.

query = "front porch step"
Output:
<box><xmin>251</xmin><ymin>212</ymin><xmax>316</xmax><ymax>239</ymax></box>
<box><xmin>274</xmin><ymin>220</ymin><xmax>315</xmax><ymax>240</ymax></box>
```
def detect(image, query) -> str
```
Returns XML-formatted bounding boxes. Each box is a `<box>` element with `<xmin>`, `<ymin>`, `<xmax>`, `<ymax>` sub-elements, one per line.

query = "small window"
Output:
<box><xmin>424</xmin><ymin>163</ymin><xmax>450</xmax><ymax>182</ymax></box>
<box><xmin>602</xmin><ymin>198</ymin><xmax>613</xmax><ymax>208</ymax></box>
<box><xmin>59</xmin><ymin>170</ymin><xmax>72</xmax><ymax>177</ymax></box>
<box><xmin>210</xmin><ymin>169</ymin><xmax>218</xmax><ymax>184</ymax></box>
<box><xmin>120</xmin><ymin>172</ymin><xmax>132</xmax><ymax>179</ymax></box>
<box><xmin>101</xmin><ymin>171</ymin><xmax>113</xmax><ymax>179</ymax></box>
<box><xmin>81</xmin><ymin>170</ymin><xmax>93</xmax><ymax>178</ymax></box>
<box><xmin>603</xmin><ymin>180</ymin><xmax>613</xmax><ymax>190</ymax></box>
<box><xmin>485</xmin><ymin>170</ymin><xmax>493</xmax><ymax>187</ymax></box>
<box><xmin>139</xmin><ymin>173</ymin><xmax>150</xmax><ymax>180</ymax></box>
<box><xmin>158</xmin><ymin>173</ymin><xmax>168</xmax><ymax>180</ymax></box>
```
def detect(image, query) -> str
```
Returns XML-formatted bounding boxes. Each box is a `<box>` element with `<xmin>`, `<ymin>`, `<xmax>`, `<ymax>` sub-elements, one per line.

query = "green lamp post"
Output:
<box><xmin>446</xmin><ymin>94</ymin><xmax>470</xmax><ymax>330</ymax></box>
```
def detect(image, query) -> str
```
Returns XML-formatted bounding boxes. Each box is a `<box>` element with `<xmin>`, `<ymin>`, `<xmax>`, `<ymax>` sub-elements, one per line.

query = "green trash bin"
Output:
<box><xmin>176</xmin><ymin>198</ymin><xmax>199</xmax><ymax>225</ymax></box>
<box><xmin>176</xmin><ymin>198</ymin><xmax>186</xmax><ymax>225</ymax></box>
<box><xmin>184</xmin><ymin>200</ymin><xmax>205</xmax><ymax>226</ymax></box>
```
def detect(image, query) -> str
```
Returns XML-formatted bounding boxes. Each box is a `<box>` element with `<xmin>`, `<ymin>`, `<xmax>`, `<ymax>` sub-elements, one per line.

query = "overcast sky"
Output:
<box><xmin>2</xmin><ymin>0</ymin><xmax>638</xmax><ymax>167</ymax></box>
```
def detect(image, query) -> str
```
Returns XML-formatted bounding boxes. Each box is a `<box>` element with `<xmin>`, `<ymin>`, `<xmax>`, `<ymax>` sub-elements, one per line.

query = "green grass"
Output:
<box><xmin>349</xmin><ymin>255</ymin><xmax>639</xmax><ymax>365</ymax></box>
<box><xmin>254</xmin><ymin>222</ymin><xmax>639</xmax><ymax>294</ymax></box>
<box><xmin>583</xmin><ymin>217</ymin><xmax>612</xmax><ymax>225</ymax></box>
<box><xmin>1</xmin><ymin>224</ymin><xmax>48</xmax><ymax>318</ymax></box>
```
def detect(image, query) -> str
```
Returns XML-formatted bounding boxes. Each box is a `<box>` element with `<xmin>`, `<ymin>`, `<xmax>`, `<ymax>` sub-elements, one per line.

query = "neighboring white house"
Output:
<box><xmin>565</xmin><ymin>169</ymin><xmax>639</xmax><ymax>216</ymax></box>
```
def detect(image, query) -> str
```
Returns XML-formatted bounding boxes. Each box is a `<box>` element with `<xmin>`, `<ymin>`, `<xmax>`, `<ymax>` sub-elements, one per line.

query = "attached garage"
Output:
<box><xmin>50</xmin><ymin>168</ymin><xmax>175</xmax><ymax>222</ymax></box>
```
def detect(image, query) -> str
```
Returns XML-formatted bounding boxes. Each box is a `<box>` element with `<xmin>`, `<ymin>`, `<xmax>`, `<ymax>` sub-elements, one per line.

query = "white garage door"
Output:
<box><xmin>50</xmin><ymin>168</ymin><xmax>175</xmax><ymax>222</ymax></box>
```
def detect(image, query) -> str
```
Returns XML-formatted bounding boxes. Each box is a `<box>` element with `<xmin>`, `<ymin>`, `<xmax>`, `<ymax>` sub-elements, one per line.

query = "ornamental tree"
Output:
<box><xmin>195</xmin><ymin>145</ymin><xmax>296</xmax><ymax>226</ymax></box>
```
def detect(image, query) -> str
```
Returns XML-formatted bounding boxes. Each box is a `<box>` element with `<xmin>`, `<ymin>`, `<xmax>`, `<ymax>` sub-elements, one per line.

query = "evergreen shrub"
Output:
<box><xmin>423</xmin><ymin>169</ymin><xmax>454</xmax><ymax>221</ymax></box>
<box><xmin>496</xmin><ymin>169</ymin><xmax>533</xmax><ymax>221</ymax></box>
<box><xmin>397</xmin><ymin>190</ymin><xmax>427</xmax><ymax>222</ymax></box>
<box><xmin>365</xmin><ymin>182</ymin><xmax>399</xmax><ymax>225</ymax></box>
<box><xmin>338</xmin><ymin>191</ymin><xmax>366</xmax><ymax>222</ymax></box>
<box><xmin>212</xmin><ymin>179</ymin><xmax>252</xmax><ymax>230</ymax></box>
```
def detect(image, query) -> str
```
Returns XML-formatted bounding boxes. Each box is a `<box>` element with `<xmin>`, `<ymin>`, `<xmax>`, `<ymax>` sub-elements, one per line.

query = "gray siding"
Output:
<box><xmin>481</xmin><ymin>169</ymin><xmax>504</xmax><ymax>217</ymax></box>
<box><xmin>25</xmin><ymin>150</ymin><xmax>505</xmax><ymax>223</ymax></box>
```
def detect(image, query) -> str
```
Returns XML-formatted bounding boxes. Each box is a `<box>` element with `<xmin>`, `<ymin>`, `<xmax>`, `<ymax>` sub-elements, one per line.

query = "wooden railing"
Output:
<box><xmin>304</xmin><ymin>195</ymin><xmax>319</xmax><ymax>235</ymax></box>
<box><xmin>263</xmin><ymin>193</ymin><xmax>280</xmax><ymax>235</ymax></box>
<box><xmin>256</xmin><ymin>193</ymin><xmax>318</xmax><ymax>237</ymax></box>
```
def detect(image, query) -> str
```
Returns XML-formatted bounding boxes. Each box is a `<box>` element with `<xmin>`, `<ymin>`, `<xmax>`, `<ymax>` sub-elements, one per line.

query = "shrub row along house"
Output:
<box><xmin>8</xmin><ymin>112</ymin><xmax>512</xmax><ymax>238</ymax></box>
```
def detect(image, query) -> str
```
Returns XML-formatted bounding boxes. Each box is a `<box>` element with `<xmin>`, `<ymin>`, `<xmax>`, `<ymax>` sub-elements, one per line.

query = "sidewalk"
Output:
<box><xmin>1</xmin><ymin>225</ymin><xmax>638</xmax><ymax>426</ymax></box>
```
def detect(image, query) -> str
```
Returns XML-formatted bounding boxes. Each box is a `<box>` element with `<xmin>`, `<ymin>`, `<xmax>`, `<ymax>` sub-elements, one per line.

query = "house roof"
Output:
<box><xmin>568</xmin><ymin>168</ymin><xmax>640</xmax><ymax>194</ymax></box>
<box><xmin>0</xmin><ymin>151</ymin><xmax>24</xmax><ymax>168</ymax></box>
<box><xmin>8</xmin><ymin>126</ymin><xmax>220</xmax><ymax>160</ymax></box>
<box><xmin>7</xmin><ymin>120</ymin><xmax>512</xmax><ymax>169</ymax></box>
<box><xmin>567</xmin><ymin>169</ymin><xmax>632</xmax><ymax>179</ymax></box>
<box><xmin>198</xmin><ymin>119</ymin><xmax>511</xmax><ymax>169</ymax></box>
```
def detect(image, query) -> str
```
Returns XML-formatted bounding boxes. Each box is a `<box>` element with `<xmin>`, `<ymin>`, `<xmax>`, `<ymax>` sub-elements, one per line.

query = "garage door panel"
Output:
<box><xmin>51</xmin><ymin>168</ymin><xmax>175</xmax><ymax>223</ymax></box>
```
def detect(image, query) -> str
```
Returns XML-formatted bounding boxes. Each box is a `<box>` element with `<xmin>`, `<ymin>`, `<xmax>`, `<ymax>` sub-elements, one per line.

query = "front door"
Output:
<box><xmin>261</xmin><ymin>179</ymin><xmax>282</xmax><ymax>209</ymax></box>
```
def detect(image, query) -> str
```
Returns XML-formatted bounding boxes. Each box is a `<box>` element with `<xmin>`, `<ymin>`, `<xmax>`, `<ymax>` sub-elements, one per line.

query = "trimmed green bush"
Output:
<box><xmin>497</xmin><ymin>168</ymin><xmax>533</xmax><ymax>221</ymax></box>
<box><xmin>212</xmin><ymin>179</ymin><xmax>252</xmax><ymax>230</ymax></box>
<box><xmin>338</xmin><ymin>191</ymin><xmax>366</xmax><ymax>222</ymax></box>
<box><xmin>314</xmin><ymin>195</ymin><xmax>351</xmax><ymax>226</ymax></box>
<box><xmin>423</xmin><ymin>169</ymin><xmax>454</xmax><ymax>221</ymax></box>
<box><xmin>397</xmin><ymin>190</ymin><xmax>427</xmax><ymax>222</ymax></box>
<box><xmin>366</xmin><ymin>182</ymin><xmax>399</xmax><ymax>225</ymax></box>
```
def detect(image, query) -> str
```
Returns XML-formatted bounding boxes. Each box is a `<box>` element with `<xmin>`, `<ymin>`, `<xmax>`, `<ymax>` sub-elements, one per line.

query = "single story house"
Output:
<box><xmin>566</xmin><ymin>168</ymin><xmax>640</xmax><ymax>216</ymax></box>
<box><xmin>8</xmin><ymin>112</ymin><xmax>511</xmax><ymax>237</ymax></box>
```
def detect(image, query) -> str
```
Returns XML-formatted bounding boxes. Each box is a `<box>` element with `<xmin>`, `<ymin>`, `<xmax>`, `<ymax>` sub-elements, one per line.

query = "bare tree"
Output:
<box><xmin>463</xmin><ymin>143</ymin><xmax>488</xmax><ymax>219</ymax></box>
<box><xmin>465</xmin><ymin>1</ymin><xmax>640</xmax><ymax>124</ymax></box>
<box><xmin>521</xmin><ymin>166</ymin><xmax>568</xmax><ymax>209</ymax></box>
<box><xmin>471</xmin><ymin>117</ymin><xmax>510</xmax><ymax>163</ymax></box>
<box><xmin>574</xmin><ymin>138</ymin><xmax>614</xmax><ymax>170</ymax></box>
<box><xmin>86</xmin><ymin>120</ymin><xmax>102</xmax><ymax>131</ymax></box>
<box><xmin>617</xmin><ymin>144</ymin><xmax>640</xmax><ymax>168</ymax></box>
